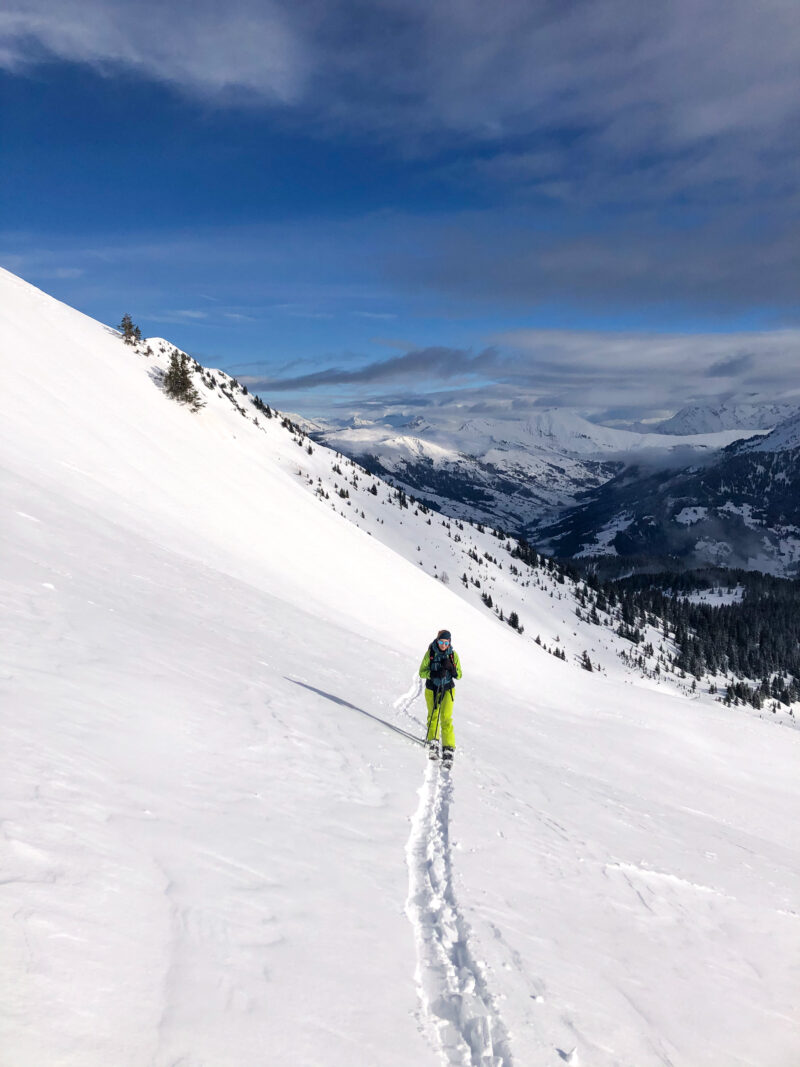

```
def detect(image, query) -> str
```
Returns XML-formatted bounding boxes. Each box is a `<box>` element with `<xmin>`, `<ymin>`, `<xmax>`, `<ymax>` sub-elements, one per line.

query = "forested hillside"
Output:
<box><xmin>574</xmin><ymin>566</ymin><xmax>800</xmax><ymax>713</ymax></box>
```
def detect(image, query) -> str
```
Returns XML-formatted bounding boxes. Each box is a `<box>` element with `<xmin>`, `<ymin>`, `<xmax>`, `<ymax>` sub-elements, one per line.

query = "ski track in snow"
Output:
<box><xmin>406</xmin><ymin>762</ymin><xmax>514</xmax><ymax>1067</ymax></box>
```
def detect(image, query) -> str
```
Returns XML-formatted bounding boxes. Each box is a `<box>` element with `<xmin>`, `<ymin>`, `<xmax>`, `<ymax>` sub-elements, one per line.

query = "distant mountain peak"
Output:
<box><xmin>655</xmin><ymin>399</ymin><xmax>800</xmax><ymax>436</ymax></box>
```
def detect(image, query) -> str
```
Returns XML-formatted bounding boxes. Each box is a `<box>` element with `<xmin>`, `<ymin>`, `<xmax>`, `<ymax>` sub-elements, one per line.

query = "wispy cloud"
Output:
<box><xmin>246</xmin><ymin>346</ymin><xmax>498</xmax><ymax>391</ymax></box>
<box><xmin>255</xmin><ymin>328</ymin><xmax>800</xmax><ymax>426</ymax></box>
<box><xmin>4</xmin><ymin>3</ymin><xmax>799</xmax><ymax>330</ymax></box>
<box><xmin>502</xmin><ymin>328</ymin><xmax>800</xmax><ymax>423</ymax></box>
<box><xmin>707</xmin><ymin>353</ymin><xmax>755</xmax><ymax>378</ymax></box>
<box><xmin>0</xmin><ymin>1</ymin><xmax>302</xmax><ymax>101</ymax></box>
<box><xmin>497</xmin><ymin>327</ymin><xmax>800</xmax><ymax>405</ymax></box>
<box><xmin>3</xmin><ymin>1</ymin><xmax>799</xmax><ymax>203</ymax></box>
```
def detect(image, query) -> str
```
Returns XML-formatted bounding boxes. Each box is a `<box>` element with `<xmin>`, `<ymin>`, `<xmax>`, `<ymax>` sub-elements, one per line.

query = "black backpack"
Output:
<box><xmin>426</xmin><ymin>641</ymin><xmax>456</xmax><ymax>690</ymax></box>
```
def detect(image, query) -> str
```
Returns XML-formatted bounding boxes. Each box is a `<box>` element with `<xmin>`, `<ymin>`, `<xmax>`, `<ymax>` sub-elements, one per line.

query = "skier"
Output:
<box><xmin>419</xmin><ymin>629</ymin><xmax>462</xmax><ymax>765</ymax></box>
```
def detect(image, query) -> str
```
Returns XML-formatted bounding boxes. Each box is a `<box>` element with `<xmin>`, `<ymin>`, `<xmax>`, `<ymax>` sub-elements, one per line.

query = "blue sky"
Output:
<box><xmin>2</xmin><ymin>0</ymin><xmax>799</xmax><ymax>425</ymax></box>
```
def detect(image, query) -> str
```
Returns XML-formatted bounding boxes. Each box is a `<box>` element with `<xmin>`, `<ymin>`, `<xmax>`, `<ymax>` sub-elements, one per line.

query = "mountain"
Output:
<box><xmin>315</xmin><ymin>409</ymin><xmax>756</xmax><ymax>534</ymax></box>
<box><xmin>735</xmin><ymin>409</ymin><xmax>800</xmax><ymax>453</ymax></box>
<box><xmin>2</xmin><ymin>267</ymin><xmax>798</xmax><ymax>1067</ymax></box>
<box><xmin>538</xmin><ymin>411</ymin><xmax>800</xmax><ymax>576</ymax></box>
<box><xmin>655</xmin><ymin>399</ymin><xmax>800</xmax><ymax>435</ymax></box>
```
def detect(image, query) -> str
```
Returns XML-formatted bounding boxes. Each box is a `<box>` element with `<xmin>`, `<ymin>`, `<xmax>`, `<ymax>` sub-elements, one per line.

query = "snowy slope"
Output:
<box><xmin>2</xmin><ymin>268</ymin><xmax>799</xmax><ymax>1067</ymax></box>
<box><xmin>735</xmin><ymin>410</ymin><xmax>800</xmax><ymax>453</ymax></box>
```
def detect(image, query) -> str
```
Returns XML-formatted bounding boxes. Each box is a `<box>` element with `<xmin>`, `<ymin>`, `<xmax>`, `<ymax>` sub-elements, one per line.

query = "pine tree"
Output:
<box><xmin>118</xmin><ymin>314</ymin><xmax>136</xmax><ymax>343</ymax></box>
<box><xmin>163</xmin><ymin>349</ymin><xmax>201</xmax><ymax>408</ymax></box>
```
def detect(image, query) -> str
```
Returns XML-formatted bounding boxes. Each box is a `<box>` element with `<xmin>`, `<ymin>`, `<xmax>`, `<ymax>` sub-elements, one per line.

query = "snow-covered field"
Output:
<box><xmin>680</xmin><ymin>586</ymin><xmax>746</xmax><ymax>607</ymax></box>
<box><xmin>2</xmin><ymin>268</ymin><xmax>799</xmax><ymax>1067</ymax></box>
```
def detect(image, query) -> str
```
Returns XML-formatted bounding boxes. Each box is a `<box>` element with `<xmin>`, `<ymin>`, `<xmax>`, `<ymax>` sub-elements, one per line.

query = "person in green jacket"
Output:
<box><xmin>419</xmin><ymin>629</ymin><xmax>462</xmax><ymax>763</ymax></box>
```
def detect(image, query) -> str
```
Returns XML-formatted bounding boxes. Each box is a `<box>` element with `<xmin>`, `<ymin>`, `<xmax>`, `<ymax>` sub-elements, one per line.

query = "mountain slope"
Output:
<box><xmin>655</xmin><ymin>399</ymin><xmax>800</xmax><ymax>435</ymax></box>
<box><xmin>314</xmin><ymin>410</ymin><xmax>761</xmax><ymax>535</ymax></box>
<box><xmin>735</xmin><ymin>410</ymin><xmax>800</xmax><ymax>453</ymax></box>
<box><xmin>539</xmin><ymin>415</ymin><xmax>800</xmax><ymax>576</ymax></box>
<box><xmin>314</xmin><ymin>417</ymin><xmax>621</xmax><ymax>531</ymax></box>
<box><xmin>2</xmin><ymin>269</ymin><xmax>798</xmax><ymax>1067</ymax></box>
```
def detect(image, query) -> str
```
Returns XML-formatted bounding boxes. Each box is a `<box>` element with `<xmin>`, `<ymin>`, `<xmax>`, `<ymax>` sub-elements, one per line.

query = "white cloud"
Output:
<box><xmin>248</xmin><ymin>325</ymin><xmax>800</xmax><ymax>427</ymax></box>
<box><xmin>491</xmin><ymin>327</ymin><xmax>800</xmax><ymax>417</ymax></box>
<box><xmin>3</xmin><ymin>0</ymin><xmax>799</xmax><ymax>292</ymax></box>
<box><xmin>0</xmin><ymin>1</ymin><xmax>303</xmax><ymax>101</ymax></box>
<box><xmin>3</xmin><ymin>1</ymin><xmax>799</xmax><ymax>175</ymax></box>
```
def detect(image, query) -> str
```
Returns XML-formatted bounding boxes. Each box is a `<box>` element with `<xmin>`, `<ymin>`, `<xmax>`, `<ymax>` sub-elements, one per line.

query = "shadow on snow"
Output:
<box><xmin>286</xmin><ymin>678</ymin><xmax>426</xmax><ymax>747</ymax></box>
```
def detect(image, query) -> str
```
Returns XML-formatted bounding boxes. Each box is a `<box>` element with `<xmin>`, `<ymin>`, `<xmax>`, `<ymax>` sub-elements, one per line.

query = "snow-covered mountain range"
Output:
<box><xmin>313</xmin><ymin>398</ymin><xmax>800</xmax><ymax>576</ymax></box>
<box><xmin>312</xmin><ymin>409</ymin><xmax>759</xmax><ymax>535</ymax></box>
<box><xmin>654</xmin><ymin>399</ymin><xmax>800</xmax><ymax>435</ymax></box>
<box><xmin>2</xmin><ymin>268</ymin><xmax>798</xmax><ymax>1067</ymax></box>
<box><xmin>538</xmin><ymin>414</ymin><xmax>800</xmax><ymax>575</ymax></box>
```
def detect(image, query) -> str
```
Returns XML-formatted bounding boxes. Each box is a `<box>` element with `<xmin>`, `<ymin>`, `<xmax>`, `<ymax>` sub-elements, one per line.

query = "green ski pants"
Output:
<box><xmin>425</xmin><ymin>687</ymin><xmax>455</xmax><ymax>749</ymax></box>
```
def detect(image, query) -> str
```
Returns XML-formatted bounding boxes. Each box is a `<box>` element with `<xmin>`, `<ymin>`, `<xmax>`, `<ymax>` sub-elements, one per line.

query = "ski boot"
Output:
<box><xmin>442</xmin><ymin>746</ymin><xmax>455</xmax><ymax>769</ymax></box>
<box><xmin>427</xmin><ymin>739</ymin><xmax>441</xmax><ymax>761</ymax></box>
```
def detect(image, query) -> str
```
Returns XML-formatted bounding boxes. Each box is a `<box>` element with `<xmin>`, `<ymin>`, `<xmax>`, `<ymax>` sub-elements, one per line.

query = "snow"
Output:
<box><xmin>719</xmin><ymin>502</ymin><xmax>759</xmax><ymax>528</ymax></box>
<box><xmin>313</xmin><ymin>408</ymin><xmax>763</xmax><ymax>532</ymax></box>
<box><xmin>773</xmin><ymin>533</ymin><xmax>800</xmax><ymax>573</ymax></box>
<box><xmin>573</xmin><ymin>513</ymin><xmax>634</xmax><ymax>557</ymax></box>
<box><xmin>2</xmin><ymin>267</ymin><xmax>799</xmax><ymax>1067</ymax></box>
<box><xmin>693</xmin><ymin>538</ymin><xmax>735</xmax><ymax>565</ymax></box>
<box><xmin>406</xmin><ymin>765</ymin><xmax>514</xmax><ymax>1065</ymax></box>
<box><xmin>680</xmin><ymin>586</ymin><xmax>745</xmax><ymax>606</ymax></box>
<box><xmin>655</xmin><ymin>400</ymin><xmax>800</xmax><ymax>436</ymax></box>
<box><xmin>675</xmin><ymin>506</ymin><xmax>708</xmax><ymax>526</ymax></box>
<box><xmin>736</xmin><ymin>410</ymin><xmax>800</xmax><ymax>453</ymax></box>
<box><xmin>320</xmin><ymin>407</ymin><xmax>761</xmax><ymax>466</ymax></box>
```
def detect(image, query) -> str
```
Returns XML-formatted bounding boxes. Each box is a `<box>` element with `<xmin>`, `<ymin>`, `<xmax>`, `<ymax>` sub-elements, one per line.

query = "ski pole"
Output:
<box><xmin>431</xmin><ymin>685</ymin><xmax>443</xmax><ymax>746</ymax></box>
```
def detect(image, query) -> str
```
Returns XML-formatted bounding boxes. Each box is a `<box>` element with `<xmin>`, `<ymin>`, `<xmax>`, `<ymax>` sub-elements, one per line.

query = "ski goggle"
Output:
<box><xmin>437</xmin><ymin>638</ymin><xmax>451</xmax><ymax>648</ymax></box>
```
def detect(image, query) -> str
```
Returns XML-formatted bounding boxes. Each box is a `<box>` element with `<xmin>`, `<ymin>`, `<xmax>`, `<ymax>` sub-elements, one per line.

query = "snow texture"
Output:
<box><xmin>406</xmin><ymin>764</ymin><xmax>513</xmax><ymax>1066</ymax></box>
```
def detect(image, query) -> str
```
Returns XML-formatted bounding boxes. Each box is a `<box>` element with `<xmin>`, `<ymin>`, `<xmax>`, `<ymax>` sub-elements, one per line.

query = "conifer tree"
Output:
<box><xmin>163</xmin><ymin>349</ymin><xmax>201</xmax><ymax>408</ymax></box>
<box><xmin>118</xmin><ymin>314</ymin><xmax>136</xmax><ymax>343</ymax></box>
<box><xmin>117</xmin><ymin>314</ymin><xmax>144</xmax><ymax>345</ymax></box>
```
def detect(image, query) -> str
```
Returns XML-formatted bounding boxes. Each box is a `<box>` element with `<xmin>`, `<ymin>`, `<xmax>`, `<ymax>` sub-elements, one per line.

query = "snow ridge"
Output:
<box><xmin>406</xmin><ymin>765</ymin><xmax>513</xmax><ymax>1067</ymax></box>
